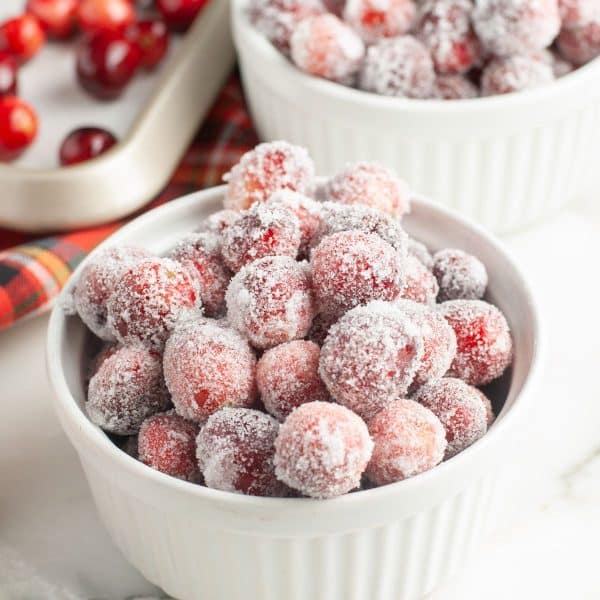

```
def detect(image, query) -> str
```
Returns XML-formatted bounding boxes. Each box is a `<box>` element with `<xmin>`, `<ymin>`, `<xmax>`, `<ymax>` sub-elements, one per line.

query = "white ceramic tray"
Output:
<box><xmin>0</xmin><ymin>0</ymin><xmax>234</xmax><ymax>233</ymax></box>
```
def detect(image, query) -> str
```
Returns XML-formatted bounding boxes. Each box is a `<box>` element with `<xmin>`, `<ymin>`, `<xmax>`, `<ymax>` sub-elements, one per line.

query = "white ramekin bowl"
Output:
<box><xmin>47</xmin><ymin>186</ymin><xmax>542</xmax><ymax>600</ymax></box>
<box><xmin>232</xmin><ymin>0</ymin><xmax>600</xmax><ymax>234</ymax></box>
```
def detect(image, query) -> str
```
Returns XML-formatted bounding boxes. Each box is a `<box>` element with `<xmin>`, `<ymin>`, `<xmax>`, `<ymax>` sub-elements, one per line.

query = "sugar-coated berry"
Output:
<box><xmin>0</xmin><ymin>53</ymin><xmax>18</xmax><ymax>97</ymax></box>
<box><xmin>86</xmin><ymin>342</ymin><xmax>119</xmax><ymax>383</ymax></box>
<box><xmin>59</xmin><ymin>127</ymin><xmax>117</xmax><ymax>166</ymax></box>
<box><xmin>343</xmin><ymin>0</ymin><xmax>417</xmax><ymax>44</ymax></box>
<box><xmin>221</xmin><ymin>202</ymin><xmax>301</xmax><ymax>272</ymax></box>
<box><xmin>290</xmin><ymin>14</ymin><xmax>365</xmax><ymax>84</ymax></box>
<box><xmin>319</xmin><ymin>301</ymin><xmax>424</xmax><ymax>419</ymax></box>
<box><xmin>407</xmin><ymin>238</ymin><xmax>433</xmax><ymax>269</ymax></box>
<box><xmin>360</xmin><ymin>35</ymin><xmax>436</xmax><ymax>99</ymax></box>
<box><xmin>481</xmin><ymin>55</ymin><xmax>554</xmax><ymax>96</ymax></box>
<box><xmin>312</xmin><ymin>202</ymin><xmax>409</xmax><ymax>253</ymax></box>
<box><xmin>274</xmin><ymin>401</ymin><xmax>373</xmax><ymax>498</ymax></box>
<box><xmin>325</xmin><ymin>162</ymin><xmax>411</xmax><ymax>219</ymax></box>
<box><xmin>248</xmin><ymin>0</ymin><xmax>326</xmax><ymax>54</ymax></box>
<box><xmin>169</xmin><ymin>232</ymin><xmax>231</xmax><ymax>317</ymax></box>
<box><xmin>138</xmin><ymin>411</ymin><xmax>201</xmax><ymax>481</ymax></box>
<box><xmin>474</xmin><ymin>387</ymin><xmax>495</xmax><ymax>426</ymax></box>
<box><xmin>400</xmin><ymin>255</ymin><xmax>439</xmax><ymax>305</ymax></box>
<box><xmin>164</xmin><ymin>318</ymin><xmax>257</xmax><ymax>422</ymax></box>
<box><xmin>0</xmin><ymin>96</ymin><xmax>38</xmax><ymax>161</ymax></box>
<box><xmin>396</xmin><ymin>299</ymin><xmax>456</xmax><ymax>391</ymax></box>
<box><xmin>196</xmin><ymin>209</ymin><xmax>242</xmax><ymax>235</ymax></box>
<box><xmin>416</xmin><ymin>0</ymin><xmax>482</xmax><ymax>75</ymax></box>
<box><xmin>0</xmin><ymin>14</ymin><xmax>45</xmax><ymax>63</ymax></box>
<box><xmin>439</xmin><ymin>299</ymin><xmax>512</xmax><ymax>386</ymax></box>
<box><xmin>414</xmin><ymin>377</ymin><xmax>488</xmax><ymax>458</ymax></box>
<box><xmin>530</xmin><ymin>48</ymin><xmax>574</xmax><ymax>77</ymax></box>
<box><xmin>226</xmin><ymin>256</ymin><xmax>316</xmax><ymax>349</ymax></box>
<box><xmin>472</xmin><ymin>0</ymin><xmax>561</xmax><ymax>57</ymax></box>
<box><xmin>432</xmin><ymin>74</ymin><xmax>479</xmax><ymax>99</ymax></box>
<box><xmin>77</xmin><ymin>0</ymin><xmax>136</xmax><ymax>33</ymax></box>
<box><xmin>366</xmin><ymin>399</ymin><xmax>446</xmax><ymax>485</ymax></box>
<box><xmin>224</xmin><ymin>141</ymin><xmax>315</xmax><ymax>211</ymax></box>
<box><xmin>87</xmin><ymin>345</ymin><xmax>170</xmax><ymax>435</ymax></box>
<box><xmin>125</xmin><ymin>20</ymin><xmax>169</xmax><ymax>69</ymax></box>
<box><xmin>433</xmin><ymin>248</ymin><xmax>488</xmax><ymax>302</ymax></box>
<box><xmin>26</xmin><ymin>0</ymin><xmax>78</xmax><ymax>39</ymax></box>
<box><xmin>559</xmin><ymin>0</ymin><xmax>600</xmax><ymax>26</ymax></box>
<box><xmin>257</xmin><ymin>340</ymin><xmax>330</xmax><ymax>420</ymax></box>
<box><xmin>74</xmin><ymin>246</ymin><xmax>150</xmax><ymax>341</ymax></box>
<box><xmin>107</xmin><ymin>256</ymin><xmax>202</xmax><ymax>349</ymax></box>
<box><xmin>197</xmin><ymin>407</ymin><xmax>286</xmax><ymax>496</ymax></box>
<box><xmin>557</xmin><ymin>19</ymin><xmax>600</xmax><ymax>65</ymax></box>
<box><xmin>311</xmin><ymin>230</ymin><xmax>403</xmax><ymax>317</ymax></box>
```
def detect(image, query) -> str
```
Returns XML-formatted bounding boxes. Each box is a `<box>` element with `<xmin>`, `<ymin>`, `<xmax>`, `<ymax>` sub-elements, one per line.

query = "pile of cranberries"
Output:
<box><xmin>249</xmin><ymin>0</ymin><xmax>600</xmax><ymax>100</ymax></box>
<box><xmin>0</xmin><ymin>0</ymin><xmax>207</xmax><ymax>162</ymax></box>
<box><xmin>70</xmin><ymin>140</ymin><xmax>514</xmax><ymax>500</ymax></box>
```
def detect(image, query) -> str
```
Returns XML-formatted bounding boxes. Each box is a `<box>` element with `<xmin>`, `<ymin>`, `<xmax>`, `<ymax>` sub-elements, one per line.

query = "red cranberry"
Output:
<box><xmin>156</xmin><ymin>0</ymin><xmax>208</xmax><ymax>32</ymax></box>
<box><xmin>0</xmin><ymin>96</ymin><xmax>38</xmax><ymax>161</ymax></box>
<box><xmin>125</xmin><ymin>20</ymin><xmax>169</xmax><ymax>69</ymax></box>
<box><xmin>26</xmin><ymin>0</ymin><xmax>78</xmax><ymax>39</ymax></box>
<box><xmin>0</xmin><ymin>14</ymin><xmax>46</xmax><ymax>64</ymax></box>
<box><xmin>78</xmin><ymin>0</ymin><xmax>136</xmax><ymax>33</ymax></box>
<box><xmin>76</xmin><ymin>31</ymin><xmax>142</xmax><ymax>100</ymax></box>
<box><xmin>0</xmin><ymin>53</ymin><xmax>18</xmax><ymax>96</ymax></box>
<box><xmin>59</xmin><ymin>126</ymin><xmax>117</xmax><ymax>166</ymax></box>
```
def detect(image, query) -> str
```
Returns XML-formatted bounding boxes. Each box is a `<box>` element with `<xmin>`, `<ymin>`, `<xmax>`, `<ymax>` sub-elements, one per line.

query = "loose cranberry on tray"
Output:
<box><xmin>59</xmin><ymin>126</ymin><xmax>117</xmax><ymax>166</ymax></box>
<box><xmin>77</xmin><ymin>0</ymin><xmax>136</xmax><ymax>34</ymax></box>
<box><xmin>0</xmin><ymin>14</ymin><xmax>46</xmax><ymax>64</ymax></box>
<box><xmin>26</xmin><ymin>0</ymin><xmax>79</xmax><ymax>39</ymax></box>
<box><xmin>0</xmin><ymin>96</ymin><xmax>38</xmax><ymax>161</ymax></box>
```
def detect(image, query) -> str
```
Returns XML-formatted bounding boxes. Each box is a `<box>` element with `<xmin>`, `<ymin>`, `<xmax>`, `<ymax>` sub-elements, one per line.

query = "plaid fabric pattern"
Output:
<box><xmin>0</xmin><ymin>73</ymin><xmax>259</xmax><ymax>330</ymax></box>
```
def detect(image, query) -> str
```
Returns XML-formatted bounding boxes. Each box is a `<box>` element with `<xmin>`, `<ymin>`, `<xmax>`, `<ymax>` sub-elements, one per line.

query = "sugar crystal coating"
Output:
<box><xmin>257</xmin><ymin>340</ymin><xmax>330</xmax><ymax>420</ymax></box>
<box><xmin>366</xmin><ymin>399</ymin><xmax>446</xmax><ymax>485</ymax></box>
<box><xmin>432</xmin><ymin>248</ymin><xmax>488</xmax><ymax>302</ymax></box>
<box><xmin>319</xmin><ymin>301</ymin><xmax>424</xmax><ymax>419</ymax></box>
<box><xmin>481</xmin><ymin>54</ymin><xmax>554</xmax><ymax>95</ymax></box>
<box><xmin>343</xmin><ymin>0</ymin><xmax>417</xmax><ymax>44</ymax></box>
<box><xmin>473</xmin><ymin>386</ymin><xmax>495</xmax><ymax>426</ymax></box>
<box><xmin>414</xmin><ymin>377</ymin><xmax>488</xmax><ymax>458</ymax></box>
<box><xmin>196</xmin><ymin>209</ymin><xmax>242</xmax><ymax>236</ymax></box>
<box><xmin>558</xmin><ymin>0</ymin><xmax>600</xmax><ymax>27</ymax></box>
<box><xmin>164</xmin><ymin>317</ymin><xmax>257</xmax><ymax>422</ymax></box>
<box><xmin>274</xmin><ymin>401</ymin><xmax>373</xmax><ymax>498</ymax></box>
<box><xmin>226</xmin><ymin>255</ymin><xmax>316</xmax><ymax>349</ymax></box>
<box><xmin>407</xmin><ymin>237</ymin><xmax>434</xmax><ymax>269</ymax></box>
<box><xmin>432</xmin><ymin>73</ymin><xmax>479</xmax><ymax>99</ymax></box>
<box><xmin>400</xmin><ymin>255</ymin><xmax>439</xmax><ymax>305</ymax></box>
<box><xmin>138</xmin><ymin>411</ymin><xmax>201</xmax><ymax>482</ymax></box>
<box><xmin>557</xmin><ymin>18</ymin><xmax>600</xmax><ymax>65</ymax></box>
<box><xmin>440</xmin><ymin>299</ymin><xmax>512</xmax><ymax>386</ymax></box>
<box><xmin>197</xmin><ymin>407</ymin><xmax>286</xmax><ymax>496</ymax></box>
<box><xmin>87</xmin><ymin>345</ymin><xmax>170</xmax><ymax>435</ymax></box>
<box><xmin>224</xmin><ymin>141</ymin><xmax>315</xmax><ymax>211</ymax></box>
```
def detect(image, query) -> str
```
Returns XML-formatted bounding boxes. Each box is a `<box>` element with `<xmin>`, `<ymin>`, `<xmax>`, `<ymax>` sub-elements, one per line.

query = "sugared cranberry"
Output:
<box><xmin>87</xmin><ymin>345</ymin><xmax>170</xmax><ymax>435</ymax></box>
<box><xmin>559</xmin><ymin>0</ymin><xmax>599</xmax><ymax>27</ymax></box>
<box><xmin>59</xmin><ymin>126</ymin><xmax>117</xmax><ymax>166</ymax></box>
<box><xmin>125</xmin><ymin>19</ymin><xmax>169</xmax><ymax>69</ymax></box>
<box><xmin>325</xmin><ymin>162</ymin><xmax>411</xmax><ymax>219</ymax></box>
<box><xmin>400</xmin><ymin>255</ymin><xmax>439</xmax><ymax>305</ymax></box>
<box><xmin>26</xmin><ymin>0</ymin><xmax>78</xmax><ymax>39</ymax></box>
<box><xmin>138</xmin><ymin>411</ymin><xmax>201</xmax><ymax>481</ymax></box>
<box><xmin>257</xmin><ymin>340</ymin><xmax>330</xmax><ymax>421</ymax></box>
<box><xmin>0</xmin><ymin>14</ymin><xmax>45</xmax><ymax>63</ymax></box>
<box><xmin>481</xmin><ymin>55</ymin><xmax>554</xmax><ymax>96</ymax></box>
<box><xmin>106</xmin><ymin>256</ymin><xmax>202</xmax><ymax>348</ymax></box>
<box><xmin>274</xmin><ymin>401</ymin><xmax>373</xmax><ymax>498</ymax></box>
<box><xmin>417</xmin><ymin>0</ymin><xmax>481</xmax><ymax>74</ymax></box>
<box><xmin>360</xmin><ymin>35</ymin><xmax>436</xmax><ymax>99</ymax></box>
<box><xmin>156</xmin><ymin>0</ymin><xmax>208</xmax><ymax>32</ymax></box>
<box><xmin>73</xmin><ymin>246</ymin><xmax>150</xmax><ymax>340</ymax></box>
<box><xmin>76</xmin><ymin>31</ymin><xmax>142</xmax><ymax>100</ymax></box>
<box><xmin>530</xmin><ymin>48</ymin><xmax>574</xmax><ymax>78</ymax></box>
<box><xmin>432</xmin><ymin>248</ymin><xmax>488</xmax><ymax>302</ymax></box>
<box><xmin>319</xmin><ymin>301</ymin><xmax>424</xmax><ymax>420</ymax></box>
<box><xmin>224</xmin><ymin>141</ymin><xmax>315</xmax><ymax>211</ymax></box>
<box><xmin>226</xmin><ymin>255</ymin><xmax>316</xmax><ymax>349</ymax></box>
<box><xmin>366</xmin><ymin>399</ymin><xmax>446</xmax><ymax>485</ymax></box>
<box><xmin>77</xmin><ymin>0</ymin><xmax>136</xmax><ymax>33</ymax></box>
<box><xmin>473</xmin><ymin>387</ymin><xmax>495</xmax><ymax>427</ymax></box>
<box><xmin>169</xmin><ymin>232</ymin><xmax>232</xmax><ymax>317</ymax></box>
<box><xmin>439</xmin><ymin>299</ymin><xmax>513</xmax><ymax>386</ymax></box>
<box><xmin>472</xmin><ymin>0</ymin><xmax>561</xmax><ymax>57</ymax></box>
<box><xmin>196</xmin><ymin>209</ymin><xmax>241</xmax><ymax>236</ymax></box>
<box><xmin>557</xmin><ymin>19</ymin><xmax>600</xmax><ymax>66</ymax></box>
<box><xmin>290</xmin><ymin>14</ymin><xmax>365</xmax><ymax>84</ymax></box>
<box><xmin>221</xmin><ymin>201</ymin><xmax>301</xmax><ymax>272</ymax></box>
<box><xmin>0</xmin><ymin>96</ymin><xmax>38</xmax><ymax>161</ymax></box>
<box><xmin>432</xmin><ymin>74</ymin><xmax>479</xmax><ymax>100</ymax></box>
<box><xmin>0</xmin><ymin>53</ymin><xmax>18</xmax><ymax>96</ymax></box>
<box><xmin>343</xmin><ymin>0</ymin><xmax>417</xmax><ymax>44</ymax></box>
<box><xmin>414</xmin><ymin>377</ymin><xmax>488</xmax><ymax>458</ymax></box>
<box><xmin>164</xmin><ymin>317</ymin><xmax>256</xmax><ymax>422</ymax></box>
<box><xmin>311</xmin><ymin>230</ymin><xmax>403</xmax><ymax>317</ymax></box>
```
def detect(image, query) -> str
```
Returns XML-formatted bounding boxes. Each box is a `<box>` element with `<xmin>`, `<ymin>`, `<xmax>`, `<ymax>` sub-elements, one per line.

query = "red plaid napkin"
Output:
<box><xmin>0</xmin><ymin>73</ymin><xmax>259</xmax><ymax>330</ymax></box>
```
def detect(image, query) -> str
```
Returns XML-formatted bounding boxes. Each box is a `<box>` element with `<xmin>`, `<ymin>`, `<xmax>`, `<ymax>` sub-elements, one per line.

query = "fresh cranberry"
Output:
<box><xmin>26</xmin><ymin>0</ymin><xmax>79</xmax><ymax>39</ymax></box>
<box><xmin>125</xmin><ymin>19</ymin><xmax>169</xmax><ymax>68</ymax></box>
<box><xmin>156</xmin><ymin>0</ymin><xmax>208</xmax><ymax>32</ymax></box>
<box><xmin>59</xmin><ymin>126</ymin><xmax>117</xmax><ymax>166</ymax></box>
<box><xmin>78</xmin><ymin>0</ymin><xmax>136</xmax><ymax>33</ymax></box>
<box><xmin>0</xmin><ymin>53</ymin><xmax>18</xmax><ymax>96</ymax></box>
<box><xmin>76</xmin><ymin>31</ymin><xmax>142</xmax><ymax>100</ymax></box>
<box><xmin>0</xmin><ymin>14</ymin><xmax>46</xmax><ymax>63</ymax></box>
<box><xmin>0</xmin><ymin>96</ymin><xmax>38</xmax><ymax>161</ymax></box>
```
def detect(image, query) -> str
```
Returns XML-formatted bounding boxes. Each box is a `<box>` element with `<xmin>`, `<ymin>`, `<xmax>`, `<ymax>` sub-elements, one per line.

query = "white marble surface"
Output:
<box><xmin>1</xmin><ymin>208</ymin><xmax>600</xmax><ymax>599</ymax></box>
